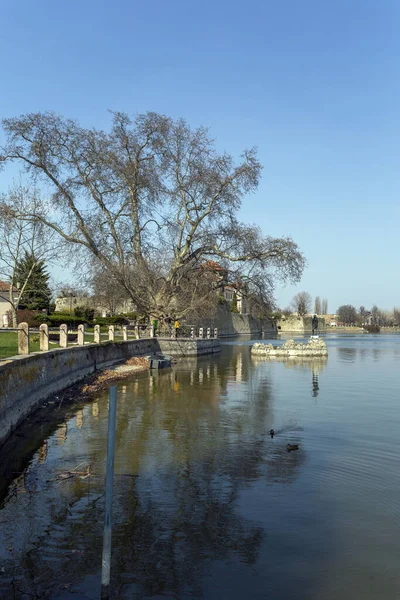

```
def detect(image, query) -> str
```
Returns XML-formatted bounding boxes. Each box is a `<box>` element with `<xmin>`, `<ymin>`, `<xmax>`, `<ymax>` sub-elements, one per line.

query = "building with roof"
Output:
<box><xmin>0</xmin><ymin>281</ymin><xmax>17</xmax><ymax>327</ymax></box>
<box><xmin>199</xmin><ymin>261</ymin><xmax>250</xmax><ymax>315</ymax></box>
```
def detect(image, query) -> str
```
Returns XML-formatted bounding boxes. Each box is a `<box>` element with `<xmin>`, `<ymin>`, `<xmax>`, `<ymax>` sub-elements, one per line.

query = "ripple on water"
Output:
<box><xmin>1</xmin><ymin>338</ymin><xmax>400</xmax><ymax>599</ymax></box>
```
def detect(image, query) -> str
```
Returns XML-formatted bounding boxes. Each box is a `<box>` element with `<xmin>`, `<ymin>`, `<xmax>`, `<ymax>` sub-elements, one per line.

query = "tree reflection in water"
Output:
<box><xmin>0</xmin><ymin>347</ymin><xmax>307</xmax><ymax>598</ymax></box>
<box><xmin>252</xmin><ymin>354</ymin><xmax>327</xmax><ymax>399</ymax></box>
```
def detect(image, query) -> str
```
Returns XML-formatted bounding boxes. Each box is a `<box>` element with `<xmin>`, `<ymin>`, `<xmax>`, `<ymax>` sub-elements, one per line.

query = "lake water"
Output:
<box><xmin>1</xmin><ymin>334</ymin><xmax>400</xmax><ymax>599</ymax></box>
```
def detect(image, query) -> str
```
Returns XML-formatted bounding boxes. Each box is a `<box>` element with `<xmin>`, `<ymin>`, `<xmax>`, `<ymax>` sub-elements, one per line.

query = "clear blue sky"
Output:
<box><xmin>1</xmin><ymin>0</ymin><xmax>399</xmax><ymax>313</ymax></box>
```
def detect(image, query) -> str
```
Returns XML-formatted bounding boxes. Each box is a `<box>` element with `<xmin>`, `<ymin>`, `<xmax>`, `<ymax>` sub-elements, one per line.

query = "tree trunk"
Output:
<box><xmin>11</xmin><ymin>305</ymin><xmax>17</xmax><ymax>328</ymax></box>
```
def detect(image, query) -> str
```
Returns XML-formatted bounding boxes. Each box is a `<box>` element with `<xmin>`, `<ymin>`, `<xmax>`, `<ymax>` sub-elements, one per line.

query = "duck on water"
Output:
<box><xmin>286</xmin><ymin>444</ymin><xmax>299</xmax><ymax>452</ymax></box>
<box><xmin>269</xmin><ymin>430</ymin><xmax>299</xmax><ymax>452</ymax></box>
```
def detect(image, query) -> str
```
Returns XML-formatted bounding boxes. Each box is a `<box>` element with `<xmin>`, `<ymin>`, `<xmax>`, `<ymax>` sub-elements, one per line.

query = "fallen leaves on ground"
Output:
<box><xmin>81</xmin><ymin>357</ymin><xmax>149</xmax><ymax>395</ymax></box>
<box><xmin>50</xmin><ymin>462</ymin><xmax>92</xmax><ymax>483</ymax></box>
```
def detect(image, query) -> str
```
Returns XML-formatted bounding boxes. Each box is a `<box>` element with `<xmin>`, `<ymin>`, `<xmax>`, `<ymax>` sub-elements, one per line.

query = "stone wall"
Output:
<box><xmin>192</xmin><ymin>307</ymin><xmax>276</xmax><ymax>337</ymax></box>
<box><xmin>158</xmin><ymin>338</ymin><xmax>220</xmax><ymax>356</ymax></box>
<box><xmin>0</xmin><ymin>337</ymin><xmax>220</xmax><ymax>447</ymax></box>
<box><xmin>251</xmin><ymin>337</ymin><xmax>328</xmax><ymax>357</ymax></box>
<box><xmin>277</xmin><ymin>316</ymin><xmax>326</xmax><ymax>333</ymax></box>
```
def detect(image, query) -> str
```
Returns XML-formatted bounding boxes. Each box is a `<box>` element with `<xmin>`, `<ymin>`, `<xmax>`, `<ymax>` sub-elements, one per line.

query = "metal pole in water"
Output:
<box><xmin>101</xmin><ymin>385</ymin><xmax>117</xmax><ymax>599</ymax></box>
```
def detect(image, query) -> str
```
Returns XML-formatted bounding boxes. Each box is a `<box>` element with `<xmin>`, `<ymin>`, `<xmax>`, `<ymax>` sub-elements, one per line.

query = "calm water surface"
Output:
<box><xmin>1</xmin><ymin>334</ymin><xmax>400</xmax><ymax>599</ymax></box>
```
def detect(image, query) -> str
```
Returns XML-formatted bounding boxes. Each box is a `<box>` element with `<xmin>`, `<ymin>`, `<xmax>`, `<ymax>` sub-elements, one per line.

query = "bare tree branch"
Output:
<box><xmin>1</xmin><ymin>111</ymin><xmax>306</xmax><ymax>320</ymax></box>
<box><xmin>0</xmin><ymin>184</ymin><xmax>59</xmax><ymax>325</ymax></box>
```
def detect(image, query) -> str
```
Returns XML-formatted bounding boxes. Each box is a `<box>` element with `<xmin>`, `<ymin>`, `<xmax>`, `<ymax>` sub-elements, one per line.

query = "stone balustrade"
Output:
<box><xmin>39</xmin><ymin>324</ymin><xmax>49</xmax><ymax>351</ymax></box>
<box><xmin>17</xmin><ymin>323</ymin><xmax>30</xmax><ymax>355</ymax></box>
<box><xmin>6</xmin><ymin>322</ymin><xmax>220</xmax><ymax>358</ymax></box>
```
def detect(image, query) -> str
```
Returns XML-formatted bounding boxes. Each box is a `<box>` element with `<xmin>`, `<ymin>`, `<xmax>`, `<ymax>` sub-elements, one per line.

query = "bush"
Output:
<box><xmin>45</xmin><ymin>314</ymin><xmax>90</xmax><ymax>327</ymax></box>
<box><xmin>122</xmin><ymin>312</ymin><xmax>137</xmax><ymax>320</ymax></box>
<box><xmin>34</xmin><ymin>313</ymin><xmax>49</xmax><ymax>323</ymax></box>
<box><xmin>94</xmin><ymin>315</ymin><xmax>127</xmax><ymax>326</ymax></box>
<box><xmin>50</xmin><ymin>315</ymin><xmax>86</xmax><ymax>327</ymax></box>
<box><xmin>269</xmin><ymin>312</ymin><xmax>283</xmax><ymax>320</ymax></box>
<box><xmin>17</xmin><ymin>309</ymin><xmax>43</xmax><ymax>328</ymax></box>
<box><xmin>364</xmin><ymin>324</ymin><xmax>380</xmax><ymax>333</ymax></box>
<box><xmin>230</xmin><ymin>296</ymin><xmax>239</xmax><ymax>313</ymax></box>
<box><xmin>74</xmin><ymin>306</ymin><xmax>95</xmax><ymax>321</ymax></box>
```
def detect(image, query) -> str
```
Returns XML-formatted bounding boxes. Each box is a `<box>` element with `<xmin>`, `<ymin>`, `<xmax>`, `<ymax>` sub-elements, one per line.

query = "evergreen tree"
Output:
<box><xmin>14</xmin><ymin>252</ymin><xmax>52</xmax><ymax>310</ymax></box>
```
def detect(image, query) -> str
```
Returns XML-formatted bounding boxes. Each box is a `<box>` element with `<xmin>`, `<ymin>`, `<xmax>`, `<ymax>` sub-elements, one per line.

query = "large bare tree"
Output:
<box><xmin>0</xmin><ymin>111</ymin><xmax>306</xmax><ymax>320</ymax></box>
<box><xmin>291</xmin><ymin>291</ymin><xmax>312</xmax><ymax>317</ymax></box>
<box><xmin>337</xmin><ymin>304</ymin><xmax>357</xmax><ymax>325</ymax></box>
<box><xmin>90</xmin><ymin>266</ymin><xmax>132</xmax><ymax>315</ymax></box>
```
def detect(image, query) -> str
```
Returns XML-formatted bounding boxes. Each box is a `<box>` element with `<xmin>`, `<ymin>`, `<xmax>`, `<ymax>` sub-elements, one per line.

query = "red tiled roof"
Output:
<box><xmin>225</xmin><ymin>281</ymin><xmax>245</xmax><ymax>290</ymax></box>
<box><xmin>200</xmin><ymin>260</ymin><xmax>226</xmax><ymax>272</ymax></box>
<box><xmin>0</xmin><ymin>281</ymin><xmax>11</xmax><ymax>292</ymax></box>
<box><xmin>0</xmin><ymin>281</ymin><xmax>17</xmax><ymax>293</ymax></box>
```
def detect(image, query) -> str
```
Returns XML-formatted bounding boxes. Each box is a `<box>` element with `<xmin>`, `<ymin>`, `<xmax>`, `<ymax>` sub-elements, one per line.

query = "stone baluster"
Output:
<box><xmin>18</xmin><ymin>322</ymin><xmax>30</xmax><ymax>355</ymax></box>
<box><xmin>150</xmin><ymin>324</ymin><xmax>155</xmax><ymax>338</ymax></box>
<box><xmin>77</xmin><ymin>324</ymin><xmax>85</xmax><ymax>346</ymax></box>
<box><xmin>207</xmin><ymin>327</ymin><xmax>211</xmax><ymax>339</ymax></box>
<box><xmin>135</xmin><ymin>324</ymin><xmax>140</xmax><ymax>339</ymax></box>
<box><xmin>39</xmin><ymin>323</ymin><xmax>49</xmax><ymax>351</ymax></box>
<box><xmin>214</xmin><ymin>328</ymin><xmax>218</xmax><ymax>338</ymax></box>
<box><xmin>190</xmin><ymin>326</ymin><xmax>195</xmax><ymax>339</ymax></box>
<box><xmin>60</xmin><ymin>324</ymin><xmax>68</xmax><ymax>348</ymax></box>
<box><xmin>94</xmin><ymin>324</ymin><xmax>101</xmax><ymax>344</ymax></box>
<box><xmin>198</xmin><ymin>327</ymin><xmax>204</xmax><ymax>339</ymax></box>
<box><xmin>108</xmin><ymin>325</ymin><xmax>115</xmax><ymax>342</ymax></box>
<box><xmin>122</xmin><ymin>325</ymin><xmax>128</xmax><ymax>341</ymax></box>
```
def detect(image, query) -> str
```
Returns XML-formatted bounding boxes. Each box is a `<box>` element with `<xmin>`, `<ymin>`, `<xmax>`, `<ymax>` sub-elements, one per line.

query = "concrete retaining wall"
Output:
<box><xmin>158</xmin><ymin>338</ymin><xmax>220</xmax><ymax>356</ymax></box>
<box><xmin>0</xmin><ymin>337</ymin><xmax>220</xmax><ymax>447</ymax></box>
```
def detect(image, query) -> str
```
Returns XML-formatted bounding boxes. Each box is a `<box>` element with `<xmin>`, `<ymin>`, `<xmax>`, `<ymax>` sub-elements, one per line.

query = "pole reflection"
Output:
<box><xmin>0</xmin><ymin>346</ymin><xmax>307</xmax><ymax>599</ymax></box>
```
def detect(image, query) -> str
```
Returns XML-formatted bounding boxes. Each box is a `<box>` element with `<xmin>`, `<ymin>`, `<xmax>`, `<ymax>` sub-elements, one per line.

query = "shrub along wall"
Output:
<box><xmin>16</xmin><ymin>310</ymin><xmax>43</xmax><ymax>328</ymax></box>
<box><xmin>33</xmin><ymin>313</ymin><xmax>129</xmax><ymax>327</ymax></box>
<box><xmin>34</xmin><ymin>313</ymin><xmax>89</xmax><ymax>327</ymax></box>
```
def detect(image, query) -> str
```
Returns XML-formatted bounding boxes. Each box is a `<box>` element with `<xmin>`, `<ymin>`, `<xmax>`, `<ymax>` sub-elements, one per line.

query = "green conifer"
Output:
<box><xmin>14</xmin><ymin>252</ymin><xmax>52</xmax><ymax>310</ymax></box>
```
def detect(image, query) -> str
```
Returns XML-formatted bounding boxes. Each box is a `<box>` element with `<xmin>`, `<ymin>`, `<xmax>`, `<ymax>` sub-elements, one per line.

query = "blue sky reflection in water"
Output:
<box><xmin>0</xmin><ymin>335</ymin><xmax>400</xmax><ymax>598</ymax></box>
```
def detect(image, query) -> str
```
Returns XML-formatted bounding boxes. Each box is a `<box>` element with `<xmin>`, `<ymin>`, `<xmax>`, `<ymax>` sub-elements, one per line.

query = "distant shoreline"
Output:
<box><xmin>325</xmin><ymin>327</ymin><xmax>400</xmax><ymax>334</ymax></box>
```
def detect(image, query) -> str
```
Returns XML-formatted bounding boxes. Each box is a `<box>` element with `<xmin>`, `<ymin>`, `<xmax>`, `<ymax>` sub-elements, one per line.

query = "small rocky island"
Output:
<box><xmin>251</xmin><ymin>337</ymin><xmax>328</xmax><ymax>357</ymax></box>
